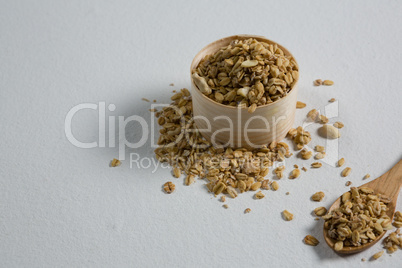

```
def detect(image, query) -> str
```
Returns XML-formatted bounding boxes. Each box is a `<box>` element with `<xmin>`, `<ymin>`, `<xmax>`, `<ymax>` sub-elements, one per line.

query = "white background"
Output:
<box><xmin>1</xmin><ymin>0</ymin><xmax>402</xmax><ymax>267</ymax></box>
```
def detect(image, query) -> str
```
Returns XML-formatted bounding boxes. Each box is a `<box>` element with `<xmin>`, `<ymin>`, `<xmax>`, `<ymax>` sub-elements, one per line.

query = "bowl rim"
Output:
<box><xmin>190</xmin><ymin>34</ymin><xmax>299</xmax><ymax>110</ymax></box>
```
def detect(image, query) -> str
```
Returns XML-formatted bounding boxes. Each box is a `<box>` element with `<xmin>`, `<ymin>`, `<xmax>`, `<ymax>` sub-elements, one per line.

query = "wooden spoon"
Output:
<box><xmin>324</xmin><ymin>159</ymin><xmax>402</xmax><ymax>254</ymax></box>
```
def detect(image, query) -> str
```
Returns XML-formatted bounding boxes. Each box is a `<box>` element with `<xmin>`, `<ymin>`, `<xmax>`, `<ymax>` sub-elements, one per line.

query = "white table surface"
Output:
<box><xmin>1</xmin><ymin>0</ymin><xmax>402</xmax><ymax>267</ymax></box>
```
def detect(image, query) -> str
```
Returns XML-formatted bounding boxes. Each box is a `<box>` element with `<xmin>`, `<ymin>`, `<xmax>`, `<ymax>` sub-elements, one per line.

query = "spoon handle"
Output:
<box><xmin>363</xmin><ymin>159</ymin><xmax>402</xmax><ymax>199</ymax></box>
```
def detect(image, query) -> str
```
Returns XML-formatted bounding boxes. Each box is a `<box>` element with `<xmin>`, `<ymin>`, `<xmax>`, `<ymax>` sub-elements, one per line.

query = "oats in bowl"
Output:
<box><xmin>192</xmin><ymin>38</ymin><xmax>299</xmax><ymax>112</ymax></box>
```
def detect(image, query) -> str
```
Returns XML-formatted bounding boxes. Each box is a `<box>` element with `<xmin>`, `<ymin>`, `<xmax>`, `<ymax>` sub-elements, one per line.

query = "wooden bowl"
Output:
<box><xmin>190</xmin><ymin>35</ymin><xmax>299</xmax><ymax>149</ymax></box>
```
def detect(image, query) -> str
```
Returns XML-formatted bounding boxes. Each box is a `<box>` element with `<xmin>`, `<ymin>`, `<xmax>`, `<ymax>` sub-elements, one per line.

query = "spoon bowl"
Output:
<box><xmin>324</xmin><ymin>159</ymin><xmax>402</xmax><ymax>254</ymax></box>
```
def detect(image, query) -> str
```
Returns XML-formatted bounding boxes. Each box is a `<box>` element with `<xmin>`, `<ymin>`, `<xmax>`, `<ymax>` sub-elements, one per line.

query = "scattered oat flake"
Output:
<box><xmin>302</xmin><ymin>167</ymin><xmax>307</xmax><ymax>172</ymax></box>
<box><xmin>312</xmin><ymin>191</ymin><xmax>325</xmax><ymax>201</ymax></box>
<box><xmin>282</xmin><ymin>210</ymin><xmax>294</xmax><ymax>221</ymax></box>
<box><xmin>307</xmin><ymin>109</ymin><xmax>319</xmax><ymax>121</ymax></box>
<box><xmin>212</xmin><ymin>182</ymin><xmax>226</xmax><ymax>195</ymax></box>
<box><xmin>329</xmin><ymin>98</ymin><xmax>336</xmax><ymax>102</ymax></box>
<box><xmin>315</xmin><ymin>152</ymin><xmax>326</xmax><ymax>160</ymax></box>
<box><xmin>261</xmin><ymin>180</ymin><xmax>270</xmax><ymax>190</ymax></box>
<box><xmin>255</xmin><ymin>191</ymin><xmax>265</xmax><ymax>199</ymax></box>
<box><xmin>315</xmin><ymin>145</ymin><xmax>325</xmax><ymax>152</ymax></box>
<box><xmin>163</xmin><ymin>181</ymin><xmax>175</xmax><ymax>194</ymax></box>
<box><xmin>294</xmin><ymin>164</ymin><xmax>299</xmax><ymax>168</ymax></box>
<box><xmin>304</xmin><ymin>235</ymin><xmax>319</xmax><ymax>246</ymax></box>
<box><xmin>311</xmin><ymin>162</ymin><xmax>322</xmax><ymax>168</ymax></box>
<box><xmin>223</xmin><ymin>204</ymin><xmax>229</xmax><ymax>209</ymax></box>
<box><xmin>333</xmin><ymin>122</ymin><xmax>344</xmax><ymax>129</ymax></box>
<box><xmin>372</xmin><ymin>250</ymin><xmax>384</xmax><ymax>260</ymax></box>
<box><xmin>323</xmin><ymin>80</ymin><xmax>334</xmax><ymax>86</ymax></box>
<box><xmin>274</xmin><ymin>166</ymin><xmax>285</xmax><ymax>179</ymax></box>
<box><xmin>289</xmin><ymin>126</ymin><xmax>312</xmax><ymax>150</ymax></box>
<box><xmin>338</xmin><ymin>158</ymin><xmax>345</xmax><ymax>167</ymax></box>
<box><xmin>271</xmin><ymin>181</ymin><xmax>279</xmax><ymax>191</ymax></box>
<box><xmin>314</xmin><ymin>79</ymin><xmax>323</xmax><ymax>86</ymax></box>
<box><xmin>244</xmin><ymin>208</ymin><xmax>251</xmax><ymax>214</ymax></box>
<box><xmin>227</xmin><ymin>186</ymin><xmax>238</xmax><ymax>198</ymax></box>
<box><xmin>286</xmin><ymin>192</ymin><xmax>290</xmax><ymax>195</ymax></box>
<box><xmin>142</xmin><ymin>98</ymin><xmax>150</xmax><ymax>102</ymax></box>
<box><xmin>361</xmin><ymin>258</ymin><xmax>366</xmax><ymax>262</ymax></box>
<box><xmin>169</xmin><ymin>83</ymin><xmax>174</xmax><ymax>86</ymax></box>
<box><xmin>221</xmin><ymin>196</ymin><xmax>226</xmax><ymax>202</ymax></box>
<box><xmin>289</xmin><ymin>168</ymin><xmax>300</xmax><ymax>179</ymax></box>
<box><xmin>321</xmin><ymin>125</ymin><xmax>340</xmax><ymax>139</ymax></box>
<box><xmin>296</xmin><ymin>101</ymin><xmax>306</xmax><ymax>108</ymax></box>
<box><xmin>364</xmin><ymin>174</ymin><xmax>370</xmax><ymax>179</ymax></box>
<box><xmin>111</xmin><ymin>158</ymin><xmax>121</xmax><ymax>167</ymax></box>
<box><xmin>345</xmin><ymin>181</ymin><xmax>352</xmax><ymax>186</ymax></box>
<box><xmin>319</xmin><ymin>115</ymin><xmax>329</xmax><ymax>124</ymax></box>
<box><xmin>300</xmin><ymin>149</ymin><xmax>313</xmax><ymax>160</ymax></box>
<box><xmin>341</xmin><ymin>167</ymin><xmax>352</xmax><ymax>177</ymax></box>
<box><xmin>250</xmin><ymin>182</ymin><xmax>262</xmax><ymax>191</ymax></box>
<box><xmin>314</xmin><ymin>206</ymin><xmax>327</xmax><ymax>216</ymax></box>
<box><xmin>153</xmin><ymin>99</ymin><xmax>157</xmax><ymax>102</ymax></box>
<box><xmin>173</xmin><ymin>167</ymin><xmax>181</xmax><ymax>178</ymax></box>
<box><xmin>185</xmin><ymin>174</ymin><xmax>195</xmax><ymax>186</ymax></box>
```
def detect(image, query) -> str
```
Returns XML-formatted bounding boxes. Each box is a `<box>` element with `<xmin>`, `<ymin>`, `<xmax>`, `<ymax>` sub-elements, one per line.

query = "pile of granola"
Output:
<box><xmin>192</xmin><ymin>38</ymin><xmax>299</xmax><ymax>113</ymax></box>
<box><xmin>323</xmin><ymin>187</ymin><xmax>393</xmax><ymax>251</ymax></box>
<box><xmin>153</xmin><ymin>88</ymin><xmax>300</xmax><ymax>198</ymax></box>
